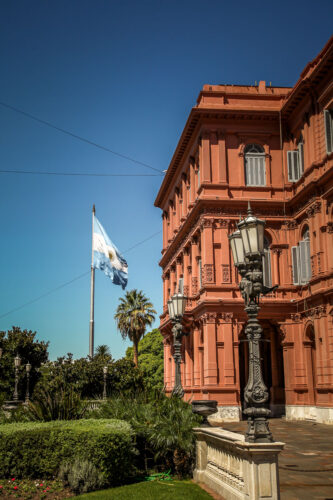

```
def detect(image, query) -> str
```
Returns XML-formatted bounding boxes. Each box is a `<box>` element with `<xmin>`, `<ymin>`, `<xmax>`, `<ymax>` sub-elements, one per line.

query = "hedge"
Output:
<box><xmin>0</xmin><ymin>419</ymin><xmax>136</xmax><ymax>484</ymax></box>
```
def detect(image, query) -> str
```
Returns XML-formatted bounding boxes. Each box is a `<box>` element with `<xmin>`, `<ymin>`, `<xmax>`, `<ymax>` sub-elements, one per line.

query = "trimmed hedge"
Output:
<box><xmin>0</xmin><ymin>419</ymin><xmax>135</xmax><ymax>484</ymax></box>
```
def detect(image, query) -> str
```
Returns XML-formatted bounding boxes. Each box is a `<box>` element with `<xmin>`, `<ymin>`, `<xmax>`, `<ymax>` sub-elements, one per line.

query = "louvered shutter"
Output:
<box><xmin>299</xmin><ymin>240</ymin><xmax>310</xmax><ymax>284</ymax></box>
<box><xmin>304</xmin><ymin>238</ymin><xmax>311</xmax><ymax>282</ymax></box>
<box><xmin>324</xmin><ymin>110</ymin><xmax>333</xmax><ymax>154</ymax></box>
<box><xmin>287</xmin><ymin>151</ymin><xmax>300</xmax><ymax>182</ymax></box>
<box><xmin>259</xmin><ymin>156</ymin><xmax>266</xmax><ymax>185</ymax></box>
<box><xmin>262</xmin><ymin>249</ymin><xmax>272</xmax><ymax>287</ymax></box>
<box><xmin>291</xmin><ymin>246</ymin><xmax>300</xmax><ymax>285</ymax></box>
<box><xmin>246</xmin><ymin>157</ymin><xmax>252</xmax><ymax>185</ymax></box>
<box><xmin>178</xmin><ymin>278</ymin><xmax>184</xmax><ymax>294</ymax></box>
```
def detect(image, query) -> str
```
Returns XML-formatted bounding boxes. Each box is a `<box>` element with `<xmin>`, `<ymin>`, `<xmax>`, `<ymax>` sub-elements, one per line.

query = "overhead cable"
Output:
<box><xmin>0</xmin><ymin>101</ymin><xmax>164</xmax><ymax>174</ymax></box>
<box><xmin>0</xmin><ymin>230</ymin><xmax>162</xmax><ymax>319</ymax></box>
<box><xmin>0</xmin><ymin>169</ymin><xmax>162</xmax><ymax>177</ymax></box>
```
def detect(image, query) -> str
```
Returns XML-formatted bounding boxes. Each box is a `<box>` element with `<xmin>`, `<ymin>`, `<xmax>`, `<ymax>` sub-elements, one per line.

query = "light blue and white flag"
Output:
<box><xmin>93</xmin><ymin>216</ymin><xmax>128</xmax><ymax>289</ymax></box>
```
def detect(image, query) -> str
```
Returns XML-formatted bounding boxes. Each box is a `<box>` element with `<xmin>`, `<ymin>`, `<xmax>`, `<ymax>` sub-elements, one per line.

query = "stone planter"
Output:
<box><xmin>191</xmin><ymin>400</ymin><xmax>218</xmax><ymax>426</ymax></box>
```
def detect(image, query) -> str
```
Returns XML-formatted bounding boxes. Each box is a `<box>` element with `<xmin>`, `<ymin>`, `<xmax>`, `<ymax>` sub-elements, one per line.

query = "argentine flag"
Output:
<box><xmin>93</xmin><ymin>216</ymin><xmax>128</xmax><ymax>289</ymax></box>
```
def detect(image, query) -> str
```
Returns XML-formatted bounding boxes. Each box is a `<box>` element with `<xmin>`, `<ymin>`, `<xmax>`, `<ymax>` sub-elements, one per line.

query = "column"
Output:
<box><xmin>193</xmin><ymin>324</ymin><xmax>201</xmax><ymax>387</ymax></box>
<box><xmin>201</xmin><ymin>132</ymin><xmax>211</xmax><ymax>183</ymax></box>
<box><xmin>218</xmin><ymin>131</ymin><xmax>228</xmax><ymax>183</ymax></box>
<box><xmin>168</xmin><ymin>201</ymin><xmax>173</xmax><ymax>242</ymax></box>
<box><xmin>221</xmin><ymin>220</ymin><xmax>231</xmax><ymax>283</ymax></box>
<box><xmin>181</xmin><ymin>174</ymin><xmax>187</xmax><ymax>220</ymax></box>
<box><xmin>189</xmin><ymin>157</ymin><xmax>196</xmax><ymax>204</ymax></box>
<box><xmin>174</xmin><ymin>189</ymin><xmax>180</xmax><ymax>230</ymax></box>
<box><xmin>183</xmin><ymin>247</ymin><xmax>190</xmax><ymax>294</ymax></box>
<box><xmin>191</xmin><ymin>237</ymin><xmax>199</xmax><ymax>295</ymax></box>
<box><xmin>185</xmin><ymin>335</ymin><xmax>192</xmax><ymax>388</ymax></box>
<box><xmin>272</xmin><ymin>249</ymin><xmax>280</xmax><ymax>285</ymax></box>
<box><xmin>221</xmin><ymin>313</ymin><xmax>235</xmax><ymax>385</ymax></box>
<box><xmin>164</xmin><ymin>339</ymin><xmax>171</xmax><ymax>389</ymax></box>
<box><xmin>201</xmin><ymin>219</ymin><xmax>215</xmax><ymax>285</ymax></box>
<box><xmin>202</xmin><ymin>313</ymin><xmax>218</xmax><ymax>385</ymax></box>
<box><xmin>170</xmin><ymin>265</ymin><xmax>176</xmax><ymax>295</ymax></box>
<box><xmin>176</xmin><ymin>256</ymin><xmax>183</xmax><ymax>288</ymax></box>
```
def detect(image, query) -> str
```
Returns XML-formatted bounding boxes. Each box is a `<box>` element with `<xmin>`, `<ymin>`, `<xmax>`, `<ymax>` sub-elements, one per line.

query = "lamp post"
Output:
<box><xmin>229</xmin><ymin>202</ymin><xmax>276</xmax><ymax>443</ymax></box>
<box><xmin>25</xmin><ymin>362</ymin><xmax>31</xmax><ymax>403</ymax></box>
<box><xmin>103</xmin><ymin>366</ymin><xmax>108</xmax><ymax>400</ymax></box>
<box><xmin>167</xmin><ymin>291</ymin><xmax>187</xmax><ymax>398</ymax></box>
<box><xmin>13</xmin><ymin>355</ymin><xmax>21</xmax><ymax>402</ymax></box>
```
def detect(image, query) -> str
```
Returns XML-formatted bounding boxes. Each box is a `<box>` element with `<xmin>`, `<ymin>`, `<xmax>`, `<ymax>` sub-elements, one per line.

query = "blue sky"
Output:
<box><xmin>0</xmin><ymin>1</ymin><xmax>332</xmax><ymax>360</ymax></box>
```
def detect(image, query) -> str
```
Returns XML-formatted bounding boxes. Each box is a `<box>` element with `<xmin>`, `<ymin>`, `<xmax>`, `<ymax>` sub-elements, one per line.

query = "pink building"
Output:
<box><xmin>155</xmin><ymin>37</ymin><xmax>333</xmax><ymax>423</ymax></box>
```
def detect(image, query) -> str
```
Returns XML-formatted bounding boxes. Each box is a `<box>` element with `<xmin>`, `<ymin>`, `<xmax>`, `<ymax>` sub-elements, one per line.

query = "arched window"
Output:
<box><xmin>262</xmin><ymin>236</ymin><xmax>272</xmax><ymax>287</ymax></box>
<box><xmin>244</xmin><ymin>144</ymin><xmax>266</xmax><ymax>186</ymax></box>
<box><xmin>292</xmin><ymin>226</ymin><xmax>311</xmax><ymax>285</ymax></box>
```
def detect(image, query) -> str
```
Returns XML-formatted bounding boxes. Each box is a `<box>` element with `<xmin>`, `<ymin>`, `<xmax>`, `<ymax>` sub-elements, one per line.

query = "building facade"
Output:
<box><xmin>154</xmin><ymin>37</ymin><xmax>333</xmax><ymax>424</ymax></box>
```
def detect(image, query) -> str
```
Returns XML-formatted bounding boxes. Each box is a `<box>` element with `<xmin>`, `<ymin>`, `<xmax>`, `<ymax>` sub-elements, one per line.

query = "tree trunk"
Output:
<box><xmin>133</xmin><ymin>339</ymin><xmax>139</xmax><ymax>368</ymax></box>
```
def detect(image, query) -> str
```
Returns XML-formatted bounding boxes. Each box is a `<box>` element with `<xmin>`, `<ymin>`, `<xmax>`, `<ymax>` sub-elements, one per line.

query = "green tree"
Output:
<box><xmin>126</xmin><ymin>329</ymin><xmax>164</xmax><ymax>390</ymax></box>
<box><xmin>114</xmin><ymin>290</ymin><xmax>156</xmax><ymax>367</ymax></box>
<box><xmin>0</xmin><ymin>327</ymin><xmax>49</xmax><ymax>403</ymax></box>
<box><xmin>94</xmin><ymin>344</ymin><xmax>112</xmax><ymax>360</ymax></box>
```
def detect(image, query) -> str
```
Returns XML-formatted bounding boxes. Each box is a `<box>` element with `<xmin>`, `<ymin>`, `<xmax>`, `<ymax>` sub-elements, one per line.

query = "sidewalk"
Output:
<box><xmin>223</xmin><ymin>418</ymin><xmax>333</xmax><ymax>500</ymax></box>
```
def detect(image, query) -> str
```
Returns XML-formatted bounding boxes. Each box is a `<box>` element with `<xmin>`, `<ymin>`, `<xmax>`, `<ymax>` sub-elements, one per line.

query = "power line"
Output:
<box><xmin>0</xmin><ymin>101</ymin><xmax>164</xmax><ymax>174</ymax></box>
<box><xmin>0</xmin><ymin>230</ymin><xmax>162</xmax><ymax>320</ymax></box>
<box><xmin>0</xmin><ymin>169</ymin><xmax>162</xmax><ymax>177</ymax></box>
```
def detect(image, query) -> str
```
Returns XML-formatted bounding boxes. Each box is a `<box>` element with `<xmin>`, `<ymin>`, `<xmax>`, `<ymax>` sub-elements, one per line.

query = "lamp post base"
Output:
<box><xmin>244</xmin><ymin>407</ymin><xmax>273</xmax><ymax>443</ymax></box>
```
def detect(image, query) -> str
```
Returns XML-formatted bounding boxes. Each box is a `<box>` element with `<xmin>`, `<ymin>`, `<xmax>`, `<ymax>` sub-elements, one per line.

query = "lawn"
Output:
<box><xmin>78</xmin><ymin>480</ymin><xmax>213</xmax><ymax>499</ymax></box>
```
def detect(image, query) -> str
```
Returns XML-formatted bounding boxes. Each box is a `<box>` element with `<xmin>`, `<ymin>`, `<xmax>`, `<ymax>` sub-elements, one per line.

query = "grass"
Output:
<box><xmin>77</xmin><ymin>480</ymin><xmax>213</xmax><ymax>499</ymax></box>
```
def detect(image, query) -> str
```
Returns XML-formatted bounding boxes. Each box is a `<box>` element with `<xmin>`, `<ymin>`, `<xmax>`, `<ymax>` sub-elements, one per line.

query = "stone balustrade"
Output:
<box><xmin>193</xmin><ymin>427</ymin><xmax>284</xmax><ymax>500</ymax></box>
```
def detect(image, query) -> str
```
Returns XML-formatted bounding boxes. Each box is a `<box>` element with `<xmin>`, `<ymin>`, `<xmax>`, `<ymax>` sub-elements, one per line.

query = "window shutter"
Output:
<box><xmin>324</xmin><ymin>109</ymin><xmax>333</xmax><ymax>154</ymax></box>
<box><xmin>287</xmin><ymin>151</ymin><xmax>300</xmax><ymax>182</ymax></box>
<box><xmin>259</xmin><ymin>156</ymin><xmax>265</xmax><ymax>185</ymax></box>
<box><xmin>304</xmin><ymin>238</ymin><xmax>311</xmax><ymax>282</ymax></box>
<box><xmin>262</xmin><ymin>249</ymin><xmax>272</xmax><ymax>288</ymax></box>
<box><xmin>178</xmin><ymin>278</ymin><xmax>184</xmax><ymax>294</ymax></box>
<box><xmin>291</xmin><ymin>246</ymin><xmax>300</xmax><ymax>285</ymax></box>
<box><xmin>299</xmin><ymin>240</ymin><xmax>309</xmax><ymax>284</ymax></box>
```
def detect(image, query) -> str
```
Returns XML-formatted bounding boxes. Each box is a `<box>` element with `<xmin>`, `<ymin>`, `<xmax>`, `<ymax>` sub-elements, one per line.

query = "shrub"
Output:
<box><xmin>0</xmin><ymin>419</ymin><xmax>136</xmax><ymax>484</ymax></box>
<box><xmin>59</xmin><ymin>458</ymin><xmax>105</xmax><ymax>494</ymax></box>
<box><xmin>92</xmin><ymin>392</ymin><xmax>202</xmax><ymax>477</ymax></box>
<box><xmin>27</xmin><ymin>386</ymin><xmax>88</xmax><ymax>421</ymax></box>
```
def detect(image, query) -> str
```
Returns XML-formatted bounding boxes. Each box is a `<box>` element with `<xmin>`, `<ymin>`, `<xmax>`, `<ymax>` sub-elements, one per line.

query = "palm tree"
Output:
<box><xmin>95</xmin><ymin>345</ymin><xmax>111</xmax><ymax>358</ymax></box>
<box><xmin>114</xmin><ymin>289</ymin><xmax>156</xmax><ymax>367</ymax></box>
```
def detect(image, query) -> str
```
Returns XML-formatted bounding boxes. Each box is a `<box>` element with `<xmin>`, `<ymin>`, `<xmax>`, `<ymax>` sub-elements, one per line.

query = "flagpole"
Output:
<box><xmin>89</xmin><ymin>204</ymin><xmax>96</xmax><ymax>358</ymax></box>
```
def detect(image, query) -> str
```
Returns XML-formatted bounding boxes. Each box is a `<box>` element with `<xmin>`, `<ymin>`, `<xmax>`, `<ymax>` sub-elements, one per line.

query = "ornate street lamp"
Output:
<box><xmin>25</xmin><ymin>362</ymin><xmax>31</xmax><ymax>403</ymax></box>
<box><xmin>168</xmin><ymin>291</ymin><xmax>187</xmax><ymax>398</ymax></box>
<box><xmin>13</xmin><ymin>354</ymin><xmax>21</xmax><ymax>402</ymax></box>
<box><xmin>229</xmin><ymin>202</ymin><xmax>276</xmax><ymax>443</ymax></box>
<box><xmin>103</xmin><ymin>366</ymin><xmax>108</xmax><ymax>400</ymax></box>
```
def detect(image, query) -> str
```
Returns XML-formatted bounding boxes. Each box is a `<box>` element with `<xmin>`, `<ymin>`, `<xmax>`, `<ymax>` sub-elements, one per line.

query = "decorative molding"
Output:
<box><xmin>201</xmin><ymin>313</ymin><xmax>217</xmax><ymax>324</ymax></box>
<box><xmin>219</xmin><ymin>312</ymin><xmax>233</xmax><ymax>323</ymax></box>
<box><xmin>203</xmin><ymin>264</ymin><xmax>215</xmax><ymax>283</ymax></box>
<box><xmin>192</xmin><ymin>277</ymin><xmax>198</xmax><ymax>295</ymax></box>
<box><xmin>222</xmin><ymin>264</ymin><xmax>230</xmax><ymax>283</ymax></box>
<box><xmin>290</xmin><ymin>313</ymin><xmax>301</xmax><ymax>322</ymax></box>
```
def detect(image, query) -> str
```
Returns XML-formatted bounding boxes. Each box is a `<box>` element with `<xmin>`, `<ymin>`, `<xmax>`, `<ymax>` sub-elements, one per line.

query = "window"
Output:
<box><xmin>292</xmin><ymin>228</ymin><xmax>311</xmax><ymax>285</ymax></box>
<box><xmin>287</xmin><ymin>134</ymin><xmax>304</xmax><ymax>182</ymax></box>
<box><xmin>244</xmin><ymin>144</ymin><xmax>266</xmax><ymax>186</ymax></box>
<box><xmin>262</xmin><ymin>237</ymin><xmax>272</xmax><ymax>288</ymax></box>
<box><xmin>324</xmin><ymin>109</ymin><xmax>333</xmax><ymax>154</ymax></box>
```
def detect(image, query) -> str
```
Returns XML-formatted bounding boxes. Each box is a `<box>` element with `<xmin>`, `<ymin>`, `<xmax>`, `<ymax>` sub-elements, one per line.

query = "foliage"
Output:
<box><xmin>77</xmin><ymin>480</ymin><xmax>213</xmax><ymax>500</ymax></box>
<box><xmin>94</xmin><ymin>345</ymin><xmax>112</xmax><ymax>360</ymax></box>
<box><xmin>0</xmin><ymin>327</ymin><xmax>49</xmax><ymax>402</ymax></box>
<box><xmin>59</xmin><ymin>458</ymin><xmax>105</xmax><ymax>494</ymax></box>
<box><xmin>0</xmin><ymin>419</ymin><xmax>136</xmax><ymax>484</ymax></box>
<box><xmin>26</xmin><ymin>386</ymin><xmax>89</xmax><ymax>421</ymax></box>
<box><xmin>126</xmin><ymin>329</ymin><xmax>164</xmax><ymax>390</ymax></box>
<box><xmin>92</xmin><ymin>392</ymin><xmax>202</xmax><ymax>477</ymax></box>
<box><xmin>36</xmin><ymin>354</ymin><xmax>145</xmax><ymax>401</ymax></box>
<box><xmin>115</xmin><ymin>290</ymin><xmax>156</xmax><ymax>367</ymax></box>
